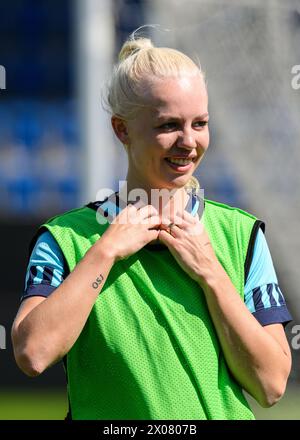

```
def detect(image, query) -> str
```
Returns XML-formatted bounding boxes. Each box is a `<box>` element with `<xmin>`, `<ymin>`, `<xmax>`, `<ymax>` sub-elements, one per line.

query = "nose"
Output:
<box><xmin>176</xmin><ymin>127</ymin><xmax>197</xmax><ymax>150</ymax></box>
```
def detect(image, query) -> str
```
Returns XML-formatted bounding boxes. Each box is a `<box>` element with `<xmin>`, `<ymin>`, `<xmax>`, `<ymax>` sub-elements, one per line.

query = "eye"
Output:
<box><xmin>158</xmin><ymin>122</ymin><xmax>178</xmax><ymax>131</ymax></box>
<box><xmin>193</xmin><ymin>120</ymin><xmax>208</xmax><ymax>128</ymax></box>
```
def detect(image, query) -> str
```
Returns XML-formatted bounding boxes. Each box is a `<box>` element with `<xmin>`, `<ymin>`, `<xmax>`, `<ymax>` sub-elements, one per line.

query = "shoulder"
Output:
<box><xmin>44</xmin><ymin>204</ymin><xmax>94</xmax><ymax>227</ymax></box>
<box><xmin>204</xmin><ymin>198</ymin><xmax>265</xmax><ymax>236</ymax></box>
<box><xmin>33</xmin><ymin>230</ymin><xmax>64</xmax><ymax>261</ymax></box>
<box><xmin>27</xmin><ymin>229</ymin><xmax>66</xmax><ymax>272</ymax></box>
<box><xmin>204</xmin><ymin>198</ymin><xmax>258</xmax><ymax>222</ymax></box>
<box><xmin>245</xmin><ymin>227</ymin><xmax>277</xmax><ymax>289</ymax></box>
<box><xmin>38</xmin><ymin>201</ymin><xmax>111</xmax><ymax>259</ymax></box>
<box><xmin>44</xmin><ymin>198</ymin><xmax>114</xmax><ymax>224</ymax></box>
<box><xmin>244</xmin><ymin>228</ymin><xmax>293</xmax><ymax>327</ymax></box>
<box><xmin>22</xmin><ymin>230</ymin><xmax>66</xmax><ymax>303</ymax></box>
<box><xmin>39</xmin><ymin>202</ymin><xmax>111</xmax><ymax>236</ymax></box>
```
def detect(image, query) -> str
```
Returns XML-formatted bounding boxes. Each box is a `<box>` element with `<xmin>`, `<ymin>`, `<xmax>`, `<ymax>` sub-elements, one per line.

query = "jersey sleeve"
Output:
<box><xmin>21</xmin><ymin>230</ymin><xmax>65</xmax><ymax>302</ymax></box>
<box><xmin>244</xmin><ymin>227</ymin><xmax>293</xmax><ymax>327</ymax></box>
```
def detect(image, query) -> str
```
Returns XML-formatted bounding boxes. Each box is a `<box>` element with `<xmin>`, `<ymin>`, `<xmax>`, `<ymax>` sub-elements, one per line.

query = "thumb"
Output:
<box><xmin>147</xmin><ymin>229</ymin><xmax>160</xmax><ymax>242</ymax></box>
<box><xmin>158</xmin><ymin>229</ymin><xmax>175</xmax><ymax>246</ymax></box>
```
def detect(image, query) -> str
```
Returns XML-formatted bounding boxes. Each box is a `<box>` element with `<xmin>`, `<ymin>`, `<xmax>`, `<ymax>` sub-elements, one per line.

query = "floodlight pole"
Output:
<box><xmin>75</xmin><ymin>0</ymin><xmax>119</xmax><ymax>204</ymax></box>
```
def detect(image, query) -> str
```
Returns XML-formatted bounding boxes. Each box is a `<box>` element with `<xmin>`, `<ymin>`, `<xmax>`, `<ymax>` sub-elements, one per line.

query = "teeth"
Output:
<box><xmin>167</xmin><ymin>158</ymin><xmax>192</xmax><ymax>165</ymax></box>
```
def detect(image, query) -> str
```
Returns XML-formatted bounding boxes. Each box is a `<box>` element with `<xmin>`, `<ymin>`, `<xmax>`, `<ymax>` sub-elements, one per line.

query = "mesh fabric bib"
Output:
<box><xmin>42</xmin><ymin>199</ymin><xmax>260</xmax><ymax>420</ymax></box>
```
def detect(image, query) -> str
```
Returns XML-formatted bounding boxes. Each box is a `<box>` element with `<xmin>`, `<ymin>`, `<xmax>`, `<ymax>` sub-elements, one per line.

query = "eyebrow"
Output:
<box><xmin>156</xmin><ymin>112</ymin><xmax>209</xmax><ymax>120</ymax></box>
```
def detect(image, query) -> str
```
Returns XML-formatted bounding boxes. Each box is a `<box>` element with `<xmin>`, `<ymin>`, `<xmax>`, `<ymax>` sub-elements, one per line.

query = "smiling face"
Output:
<box><xmin>112</xmin><ymin>74</ymin><xmax>209</xmax><ymax>193</ymax></box>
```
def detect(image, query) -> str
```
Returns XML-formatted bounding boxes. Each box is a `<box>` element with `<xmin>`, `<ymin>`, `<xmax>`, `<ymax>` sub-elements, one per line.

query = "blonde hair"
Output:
<box><xmin>184</xmin><ymin>175</ymin><xmax>200</xmax><ymax>191</ymax></box>
<box><xmin>107</xmin><ymin>31</ymin><xmax>205</xmax><ymax>191</ymax></box>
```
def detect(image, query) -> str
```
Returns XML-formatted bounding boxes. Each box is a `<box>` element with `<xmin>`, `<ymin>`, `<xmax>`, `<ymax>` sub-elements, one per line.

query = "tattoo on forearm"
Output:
<box><xmin>92</xmin><ymin>274</ymin><xmax>104</xmax><ymax>289</ymax></box>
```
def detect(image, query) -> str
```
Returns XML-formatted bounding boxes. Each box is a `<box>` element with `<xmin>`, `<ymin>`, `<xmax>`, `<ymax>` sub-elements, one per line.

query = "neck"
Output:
<box><xmin>119</xmin><ymin>177</ymin><xmax>190</xmax><ymax>219</ymax></box>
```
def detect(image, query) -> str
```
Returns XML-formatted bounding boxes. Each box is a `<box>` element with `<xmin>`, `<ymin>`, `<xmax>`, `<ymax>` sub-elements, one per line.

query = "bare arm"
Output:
<box><xmin>158</xmin><ymin>211</ymin><xmax>292</xmax><ymax>408</ymax></box>
<box><xmin>11</xmin><ymin>243</ymin><xmax>115</xmax><ymax>377</ymax></box>
<box><xmin>201</xmin><ymin>267</ymin><xmax>291</xmax><ymax>407</ymax></box>
<box><xmin>12</xmin><ymin>203</ymin><xmax>160</xmax><ymax>377</ymax></box>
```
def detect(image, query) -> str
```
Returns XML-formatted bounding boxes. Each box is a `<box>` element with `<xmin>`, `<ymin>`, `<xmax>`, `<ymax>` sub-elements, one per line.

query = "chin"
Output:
<box><xmin>154</xmin><ymin>173</ymin><xmax>192</xmax><ymax>190</ymax></box>
<box><xmin>168</xmin><ymin>175</ymin><xmax>191</xmax><ymax>189</ymax></box>
<box><xmin>157</xmin><ymin>180</ymin><xmax>184</xmax><ymax>190</ymax></box>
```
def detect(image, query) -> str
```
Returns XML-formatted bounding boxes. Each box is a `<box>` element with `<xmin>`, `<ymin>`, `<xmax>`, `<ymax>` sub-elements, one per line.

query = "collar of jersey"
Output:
<box><xmin>99</xmin><ymin>190</ymin><xmax>200</xmax><ymax>219</ymax></box>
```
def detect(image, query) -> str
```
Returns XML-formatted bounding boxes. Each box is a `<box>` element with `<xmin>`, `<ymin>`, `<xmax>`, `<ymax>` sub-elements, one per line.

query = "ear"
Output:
<box><xmin>111</xmin><ymin>116</ymin><xmax>130</xmax><ymax>145</ymax></box>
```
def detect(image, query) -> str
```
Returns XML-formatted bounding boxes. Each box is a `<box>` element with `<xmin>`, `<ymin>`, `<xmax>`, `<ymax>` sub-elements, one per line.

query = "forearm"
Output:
<box><xmin>13</xmin><ymin>239</ymin><xmax>115</xmax><ymax>375</ymax></box>
<box><xmin>199</xmin><ymin>262</ymin><xmax>291</xmax><ymax>407</ymax></box>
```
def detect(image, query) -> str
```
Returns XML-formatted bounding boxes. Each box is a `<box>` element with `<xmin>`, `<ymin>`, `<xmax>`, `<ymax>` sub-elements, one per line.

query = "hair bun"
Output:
<box><xmin>118</xmin><ymin>37</ymin><xmax>154</xmax><ymax>61</ymax></box>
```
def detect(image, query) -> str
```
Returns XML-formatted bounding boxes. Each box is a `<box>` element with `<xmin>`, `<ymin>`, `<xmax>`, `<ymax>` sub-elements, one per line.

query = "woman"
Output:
<box><xmin>12</xmin><ymin>34</ymin><xmax>293</xmax><ymax>420</ymax></box>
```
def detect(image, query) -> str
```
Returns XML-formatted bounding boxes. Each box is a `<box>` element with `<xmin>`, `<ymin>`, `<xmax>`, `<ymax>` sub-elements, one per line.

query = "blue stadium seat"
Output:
<box><xmin>6</xmin><ymin>175</ymin><xmax>41</xmax><ymax>215</ymax></box>
<box><xmin>12</xmin><ymin>103</ymin><xmax>43</xmax><ymax>150</ymax></box>
<box><xmin>57</xmin><ymin>178</ymin><xmax>79</xmax><ymax>210</ymax></box>
<box><xmin>62</xmin><ymin>110</ymin><xmax>79</xmax><ymax>147</ymax></box>
<box><xmin>16</xmin><ymin>1</ymin><xmax>47</xmax><ymax>38</ymax></box>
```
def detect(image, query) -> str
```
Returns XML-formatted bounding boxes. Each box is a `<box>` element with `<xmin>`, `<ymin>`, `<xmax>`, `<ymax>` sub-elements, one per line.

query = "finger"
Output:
<box><xmin>168</xmin><ymin>223</ymin><xmax>181</xmax><ymax>238</ymax></box>
<box><xmin>138</xmin><ymin>204</ymin><xmax>159</xmax><ymax>219</ymax></box>
<box><xmin>145</xmin><ymin>215</ymin><xmax>161</xmax><ymax>228</ymax></box>
<box><xmin>159</xmin><ymin>221</ymin><xmax>181</xmax><ymax>238</ymax></box>
<box><xmin>193</xmin><ymin>212</ymin><xmax>200</xmax><ymax>223</ymax></box>
<box><xmin>172</xmin><ymin>214</ymin><xmax>189</xmax><ymax>228</ymax></box>
<box><xmin>185</xmin><ymin>221</ymin><xmax>205</xmax><ymax>236</ymax></box>
<box><xmin>160</xmin><ymin>214</ymin><xmax>188</xmax><ymax>230</ymax></box>
<box><xmin>147</xmin><ymin>229</ymin><xmax>160</xmax><ymax>242</ymax></box>
<box><xmin>128</xmin><ymin>199</ymin><xmax>145</xmax><ymax>210</ymax></box>
<box><xmin>117</xmin><ymin>200</ymin><xmax>147</xmax><ymax>226</ymax></box>
<box><xmin>113</xmin><ymin>201</ymin><xmax>152</xmax><ymax>225</ymax></box>
<box><xmin>160</xmin><ymin>196</ymin><xmax>175</xmax><ymax>221</ymax></box>
<box><xmin>180</xmin><ymin>209</ymin><xmax>198</xmax><ymax>224</ymax></box>
<box><xmin>169</xmin><ymin>196</ymin><xmax>176</xmax><ymax>221</ymax></box>
<box><xmin>158</xmin><ymin>229</ymin><xmax>176</xmax><ymax>246</ymax></box>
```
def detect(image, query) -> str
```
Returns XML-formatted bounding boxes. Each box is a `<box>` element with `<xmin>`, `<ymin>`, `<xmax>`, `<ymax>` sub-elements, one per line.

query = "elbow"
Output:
<box><xmin>256</xmin><ymin>373</ymin><xmax>289</xmax><ymax>408</ymax></box>
<box><xmin>11</xmin><ymin>327</ymin><xmax>46</xmax><ymax>378</ymax></box>
<box><xmin>14</xmin><ymin>348</ymin><xmax>45</xmax><ymax>377</ymax></box>
<box><xmin>257</xmin><ymin>383</ymin><xmax>286</xmax><ymax>408</ymax></box>
<box><xmin>254</xmin><ymin>352</ymin><xmax>292</xmax><ymax>408</ymax></box>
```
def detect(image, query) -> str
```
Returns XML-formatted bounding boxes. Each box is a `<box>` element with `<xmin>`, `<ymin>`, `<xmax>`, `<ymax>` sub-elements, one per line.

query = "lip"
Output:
<box><xmin>164</xmin><ymin>157</ymin><xmax>194</xmax><ymax>172</ymax></box>
<box><xmin>165</xmin><ymin>156</ymin><xmax>197</xmax><ymax>161</ymax></box>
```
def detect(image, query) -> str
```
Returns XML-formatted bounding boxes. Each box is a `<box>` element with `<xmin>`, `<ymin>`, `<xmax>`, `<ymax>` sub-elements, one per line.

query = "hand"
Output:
<box><xmin>158</xmin><ymin>205</ymin><xmax>220</xmax><ymax>285</ymax></box>
<box><xmin>99</xmin><ymin>200</ymin><xmax>161</xmax><ymax>262</ymax></box>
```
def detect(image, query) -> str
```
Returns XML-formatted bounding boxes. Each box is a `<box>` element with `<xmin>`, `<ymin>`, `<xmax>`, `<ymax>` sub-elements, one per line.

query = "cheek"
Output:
<box><xmin>155</xmin><ymin>134</ymin><xmax>177</xmax><ymax>152</ymax></box>
<box><xmin>201</xmin><ymin>130</ymin><xmax>210</xmax><ymax>150</ymax></box>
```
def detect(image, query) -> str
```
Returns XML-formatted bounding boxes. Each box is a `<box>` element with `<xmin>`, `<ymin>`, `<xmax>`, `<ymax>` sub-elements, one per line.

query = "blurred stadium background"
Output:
<box><xmin>0</xmin><ymin>0</ymin><xmax>299</xmax><ymax>420</ymax></box>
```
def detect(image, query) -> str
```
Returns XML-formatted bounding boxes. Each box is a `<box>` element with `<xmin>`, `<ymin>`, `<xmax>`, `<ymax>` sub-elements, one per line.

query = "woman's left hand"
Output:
<box><xmin>158</xmin><ymin>206</ymin><xmax>220</xmax><ymax>285</ymax></box>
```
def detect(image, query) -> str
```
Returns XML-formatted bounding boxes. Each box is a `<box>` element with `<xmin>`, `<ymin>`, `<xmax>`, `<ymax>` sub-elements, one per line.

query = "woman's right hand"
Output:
<box><xmin>97</xmin><ymin>201</ymin><xmax>161</xmax><ymax>262</ymax></box>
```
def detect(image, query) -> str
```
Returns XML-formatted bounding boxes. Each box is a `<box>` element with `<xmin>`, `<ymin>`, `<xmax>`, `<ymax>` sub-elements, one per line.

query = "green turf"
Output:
<box><xmin>246</xmin><ymin>384</ymin><xmax>300</xmax><ymax>420</ymax></box>
<box><xmin>0</xmin><ymin>385</ymin><xmax>299</xmax><ymax>420</ymax></box>
<box><xmin>0</xmin><ymin>389</ymin><xmax>68</xmax><ymax>420</ymax></box>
